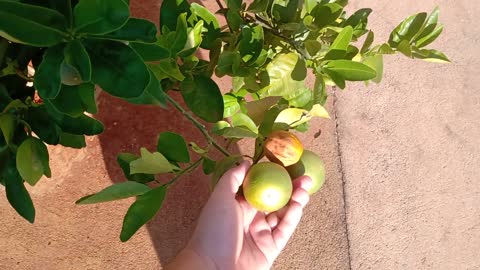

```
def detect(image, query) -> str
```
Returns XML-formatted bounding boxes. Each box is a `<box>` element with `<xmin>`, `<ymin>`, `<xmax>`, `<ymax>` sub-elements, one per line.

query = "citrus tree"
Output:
<box><xmin>0</xmin><ymin>0</ymin><xmax>448</xmax><ymax>241</ymax></box>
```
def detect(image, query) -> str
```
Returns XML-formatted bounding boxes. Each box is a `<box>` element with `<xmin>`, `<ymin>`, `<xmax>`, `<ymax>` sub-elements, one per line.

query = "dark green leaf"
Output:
<box><xmin>344</xmin><ymin>8</ymin><xmax>371</xmax><ymax>37</ymax></box>
<box><xmin>86</xmin><ymin>39</ymin><xmax>149</xmax><ymax>98</ymax></box>
<box><xmin>26</xmin><ymin>105</ymin><xmax>61</xmax><ymax>145</ymax></box>
<box><xmin>48</xmin><ymin>83</ymin><xmax>96</xmax><ymax>117</ymax></box>
<box><xmin>412</xmin><ymin>49</ymin><xmax>450</xmax><ymax>63</ymax></box>
<box><xmin>180</xmin><ymin>75</ymin><xmax>224</xmax><ymax>123</ymax></box>
<box><xmin>5</xmin><ymin>166</ymin><xmax>35</xmax><ymax>223</ymax></box>
<box><xmin>58</xmin><ymin>132</ymin><xmax>86</xmax><ymax>149</ymax></box>
<box><xmin>226</xmin><ymin>9</ymin><xmax>243</xmax><ymax>31</ymax></box>
<box><xmin>325</xmin><ymin>25</ymin><xmax>353</xmax><ymax>59</ymax></box>
<box><xmin>376</xmin><ymin>43</ymin><xmax>395</xmax><ymax>54</ymax></box>
<box><xmin>120</xmin><ymin>185</ymin><xmax>167</xmax><ymax>242</ymax></box>
<box><xmin>130</xmin><ymin>43</ymin><xmax>170</xmax><ymax>62</ymax></box>
<box><xmin>415</xmin><ymin>25</ymin><xmax>443</xmax><ymax>48</ymax></box>
<box><xmin>73</xmin><ymin>0</ymin><xmax>129</xmax><ymax>35</ymax></box>
<box><xmin>117</xmin><ymin>153</ymin><xmax>155</xmax><ymax>183</ymax></box>
<box><xmin>323</xmin><ymin>69</ymin><xmax>345</xmax><ymax>89</ymax></box>
<box><xmin>160</xmin><ymin>0</ymin><xmax>190</xmax><ymax>32</ymax></box>
<box><xmin>157</xmin><ymin>132</ymin><xmax>190</xmax><ymax>163</ymax></box>
<box><xmin>361</xmin><ymin>31</ymin><xmax>374</xmax><ymax>54</ymax></box>
<box><xmin>0</xmin><ymin>113</ymin><xmax>15</xmax><ymax>144</ymax></box>
<box><xmin>389</xmin><ymin>12</ymin><xmax>427</xmax><ymax>47</ymax></box>
<box><xmin>171</xmin><ymin>13</ymin><xmax>189</xmax><ymax>55</ymax></box>
<box><xmin>76</xmin><ymin>181</ymin><xmax>151</xmax><ymax>204</ymax></box>
<box><xmin>247</xmin><ymin>0</ymin><xmax>269</xmax><ymax>13</ymax></box>
<box><xmin>202</xmin><ymin>157</ymin><xmax>216</xmax><ymax>175</ymax></box>
<box><xmin>216</xmin><ymin>51</ymin><xmax>241</xmax><ymax>77</ymax></box>
<box><xmin>324</xmin><ymin>60</ymin><xmax>376</xmax><ymax>81</ymax></box>
<box><xmin>397</xmin><ymin>40</ymin><xmax>412</xmax><ymax>57</ymax></box>
<box><xmin>64</xmin><ymin>40</ymin><xmax>91</xmax><ymax>82</ymax></box>
<box><xmin>157</xmin><ymin>59</ymin><xmax>185</xmax><ymax>81</ymax></box>
<box><xmin>305</xmin><ymin>40</ymin><xmax>322</xmax><ymax>57</ymax></box>
<box><xmin>414</xmin><ymin>7</ymin><xmax>440</xmax><ymax>45</ymax></box>
<box><xmin>291</xmin><ymin>57</ymin><xmax>307</xmax><ymax>81</ymax></box>
<box><xmin>0</xmin><ymin>1</ymin><xmax>67</xmax><ymax>46</ymax></box>
<box><xmin>129</xmin><ymin>148</ymin><xmax>177</xmax><ymax>175</ymax></box>
<box><xmin>238</xmin><ymin>24</ymin><xmax>264</xmax><ymax>63</ymax></box>
<box><xmin>34</xmin><ymin>45</ymin><xmax>64</xmax><ymax>99</ymax></box>
<box><xmin>126</xmin><ymin>70</ymin><xmax>167</xmax><ymax>107</ymax></box>
<box><xmin>189</xmin><ymin>3</ymin><xmax>220</xmax><ymax>49</ymax></box>
<box><xmin>45</xmin><ymin>100</ymin><xmax>104</xmax><ymax>135</ymax></box>
<box><xmin>16</xmin><ymin>137</ymin><xmax>51</xmax><ymax>186</ymax></box>
<box><xmin>311</xmin><ymin>3</ymin><xmax>343</xmax><ymax>29</ymax></box>
<box><xmin>94</xmin><ymin>18</ymin><xmax>157</xmax><ymax>43</ymax></box>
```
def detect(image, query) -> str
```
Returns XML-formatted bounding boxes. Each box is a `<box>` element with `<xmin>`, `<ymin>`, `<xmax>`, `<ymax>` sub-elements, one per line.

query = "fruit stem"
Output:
<box><xmin>164</xmin><ymin>94</ymin><xmax>231</xmax><ymax>157</ymax></box>
<box><xmin>166</xmin><ymin>158</ymin><xmax>203</xmax><ymax>186</ymax></box>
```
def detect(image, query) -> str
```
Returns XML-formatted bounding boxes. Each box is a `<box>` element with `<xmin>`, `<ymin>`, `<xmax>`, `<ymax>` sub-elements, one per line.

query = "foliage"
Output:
<box><xmin>0</xmin><ymin>0</ymin><xmax>448</xmax><ymax>240</ymax></box>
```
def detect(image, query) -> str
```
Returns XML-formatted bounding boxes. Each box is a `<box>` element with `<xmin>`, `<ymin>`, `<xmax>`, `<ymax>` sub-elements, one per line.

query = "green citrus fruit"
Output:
<box><xmin>60</xmin><ymin>62</ymin><xmax>83</xmax><ymax>86</ymax></box>
<box><xmin>243</xmin><ymin>162</ymin><xmax>293</xmax><ymax>212</ymax></box>
<box><xmin>264</xmin><ymin>130</ymin><xmax>304</xmax><ymax>167</ymax></box>
<box><xmin>287</xmin><ymin>150</ymin><xmax>325</xmax><ymax>194</ymax></box>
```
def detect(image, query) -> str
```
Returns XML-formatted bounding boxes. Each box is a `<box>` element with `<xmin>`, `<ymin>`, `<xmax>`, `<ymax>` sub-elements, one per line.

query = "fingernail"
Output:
<box><xmin>304</xmin><ymin>177</ymin><xmax>313</xmax><ymax>190</ymax></box>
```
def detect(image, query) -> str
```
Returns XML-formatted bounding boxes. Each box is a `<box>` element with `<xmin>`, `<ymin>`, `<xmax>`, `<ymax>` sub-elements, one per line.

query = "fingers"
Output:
<box><xmin>271</xmin><ymin>178</ymin><xmax>311</xmax><ymax>251</ymax></box>
<box><xmin>237</xmin><ymin>196</ymin><xmax>257</xmax><ymax>232</ymax></box>
<box><xmin>215</xmin><ymin>160</ymin><xmax>251</xmax><ymax>195</ymax></box>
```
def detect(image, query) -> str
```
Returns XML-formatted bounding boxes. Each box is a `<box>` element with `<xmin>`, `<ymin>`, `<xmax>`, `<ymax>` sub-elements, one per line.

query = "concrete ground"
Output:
<box><xmin>0</xmin><ymin>0</ymin><xmax>479</xmax><ymax>269</ymax></box>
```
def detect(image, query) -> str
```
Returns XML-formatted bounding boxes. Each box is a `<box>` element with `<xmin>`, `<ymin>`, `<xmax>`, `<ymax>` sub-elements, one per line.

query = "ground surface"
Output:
<box><xmin>0</xmin><ymin>0</ymin><xmax>479</xmax><ymax>269</ymax></box>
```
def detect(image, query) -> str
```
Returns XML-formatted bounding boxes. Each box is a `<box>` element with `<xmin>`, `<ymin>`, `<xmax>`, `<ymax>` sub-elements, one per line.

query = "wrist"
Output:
<box><xmin>164</xmin><ymin>247</ymin><xmax>217</xmax><ymax>270</ymax></box>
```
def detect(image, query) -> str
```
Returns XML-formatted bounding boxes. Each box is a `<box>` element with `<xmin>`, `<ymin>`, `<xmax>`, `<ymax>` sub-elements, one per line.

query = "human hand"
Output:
<box><xmin>167</xmin><ymin>161</ymin><xmax>312</xmax><ymax>270</ymax></box>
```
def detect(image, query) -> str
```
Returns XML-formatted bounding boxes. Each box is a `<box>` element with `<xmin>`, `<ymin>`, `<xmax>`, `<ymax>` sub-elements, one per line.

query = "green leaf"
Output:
<box><xmin>129</xmin><ymin>147</ymin><xmax>177</xmax><ymax>175</ymax></box>
<box><xmin>189</xmin><ymin>3</ymin><xmax>220</xmax><ymax>49</ymax></box>
<box><xmin>86</xmin><ymin>39</ymin><xmax>149</xmax><ymax>98</ymax></box>
<box><xmin>157</xmin><ymin>132</ymin><xmax>190</xmax><ymax>163</ymax></box>
<box><xmin>16</xmin><ymin>137</ymin><xmax>51</xmax><ymax>186</ymax></box>
<box><xmin>178</xmin><ymin>20</ymin><xmax>204</xmax><ymax>57</ymax></box>
<box><xmin>26</xmin><ymin>105</ymin><xmax>61</xmax><ymax>145</ymax></box>
<box><xmin>412</xmin><ymin>49</ymin><xmax>450</xmax><ymax>63</ymax></box>
<box><xmin>245</xmin><ymin>97</ymin><xmax>281</xmax><ymax>125</ymax></box>
<box><xmin>160</xmin><ymin>0</ymin><xmax>190</xmax><ymax>32</ymax></box>
<box><xmin>275</xmin><ymin>104</ymin><xmax>330</xmax><ymax>127</ymax></box>
<box><xmin>120</xmin><ymin>185</ymin><xmax>167</xmax><ymax>241</ymax></box>
<box><xmin>231</xmin><ymin>113</ymin><xmax>258</xmax><ymax>134</ymax></box>
<box><xmin>361</xmin><ymin>31</ymin><xmax>374</xmax><ymax>54</ymax></box>
<box><xmin>45</xmin><ymin>100</ymin><xmax>104</xmax><ymax>135</ymax></box>
<box><xmin>271</xmin><ymin>0</ymin><xmax>300</xmax><ymax>24</ymax></box>
<box><xmin>376</xmin><ymin>43</ymin><xmax>395</xmax><ymax>54</ymax></box>
<box><xmin>76</xmin><ymin>181</ymin><xmax>151</xmax><ymax>205</ymax></box>
<box><xmin>305</xmin><ymin>40</ymin><xmax>322</xmax><ymax>57</ymax></box>
<box><xmin>325</xmin><ymin>26</ymin><xmax>353</xmax><ymax>59</ymax></box>
<box><xmin>247</xmin><ymin>0</ymin><xmax>269</xmax><ymax>13</ymax></box>
<box><xmin>170</xmin><ymin>13</ymin><xmax>189</xmax><ymax>55</ymax></box>
<box><xmin>0</xmin><ymin>113</ymin><xmax>15</xmax><ymax>144</ymax></box>
<box><xmin>58</xmin><ymin>132</ymin><xmax>86</xmax><ymax>149</ymax></box>
<box><xmin>413</xmin><ymin>7</ymin><xmax>440</xmax><ymax>46</ymax></box>
<box><xmin>323</xmin><ymin>69</ymin><xmax>345</xmax><ymax>89</ymax></box>
<box><xmin>238</xmin><ymin>24</ymin><xmax>264</xmax><ymax>63</ymax></box>
<box><xmin>5</xmin><ymin>167</ymin><xmax>35</xmax><ymax>223</ymax></box>
<box><xmin>226</xmin><ymin>9</ymin><xmax>243</xmax><ymax>31</ymax></box>
<box><xmin>157</xmin><ymin>59</ymin><xmax>185</xmax><ymax>81</ymax></box>
<box><xmin>323</xmin><ymin>60</ymin><xmax>376</xmax><ymax>81</ymax></box>
<box><xmin>64</xmin><ymin>40</ymin><xmax>91</xmax><ymax>82</ymax></box>
<box><xmin>363</xmin><ymin>54</ymin><xmax>383</xmax><ymax>83</ymax></box>
<box><xmin>284</xmin><ymin>87</ymin><xmax>312</xmax><ymax>108</ymax></box>
<box><xmin>0</xmin><ymin>1</ymin><xmax>67</xmax><ymax>46</ymax></box>
<box><xmin>260</xmin><ymin>53</ymin><xmax>305</xmax><ymax>97</ymax></box>
<box><xmin>126</xmin><ymin>70</ymin><xmax>167</xmax><ymax>107</ymax></box>
<box><xmin>343</xmin><ymin>8</ymin><xmax>372</xmax><ymax>37</ymax></box>
<box><xmin>415</xmin><ymin>25</ymin><xmax>443</xmax><ymax>48</ymax></box>
<box><xmin>202</xmin><ymin>157</ymin><xmax>216</xmax><ymax>175</ymax></box>
<box><xmin>223</xmin><ymin>94</ymin><xmax>240</xmax><ymax>118</ymax></box>
<box><xmin>313</xmin><ymin>75</ymin><xmax>327</xmax><ymax>106</ymax></box>
<box><xmin>73</xmin><ymin>0</ymin><xmax>129</xmax><ymax>35</ymax></box>
<box><xmin>130</xmin><ymin>43</ymin><xmax>169</xmax><ymax>62</ymax></box>
<box><xmin>397</xmin><ymin>40</ymin><xmax>412</xmax><ymax>57</ymax></box>
<box><xmin>48</xmin><ymin>83</ymin><xmax>96</xmax><ymax>117</ymax></box>
<box><xmin>34</xmin><ymin>45</ymin><xmax>64</xmax><ymax>99</ymax></box>
<box><xmin>210</xmin><ymin>155</ymin><xmax>243</xmax><ymax>189</ymax></box>
<box><xmin>389</xmin><ymin>12</ymin><xmax>427</xmax><ymax>47</ymax></box>
<box><xmin>310</xmin><ymin>3</ymin><xmax>343</xmax><ymax>29</ymax></box>
<box><xmin>117</xmin><ymin>153</ymin><xmax>155</xmax><ymax>183</ymax></box>
<box><xmin>180</xmin><ymin>75</ymin><xmax>224</xmax><ymax>123</ymax></box>
<box><xmin>94</xmin><ymin>18</ymin><xmax>157</xmax><ymax>43</ymax></box>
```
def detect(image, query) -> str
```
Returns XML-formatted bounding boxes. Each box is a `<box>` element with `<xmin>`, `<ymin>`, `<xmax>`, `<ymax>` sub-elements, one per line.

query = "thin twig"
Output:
<box><xmin>164</xmin><ymin>94</ymin><xmax>230</xmax><ymax>157</ymax></box>
<box><xmin>166</xmin><ymin>158</ymin><xmax>203</xmax><ymax>186</ymax></box>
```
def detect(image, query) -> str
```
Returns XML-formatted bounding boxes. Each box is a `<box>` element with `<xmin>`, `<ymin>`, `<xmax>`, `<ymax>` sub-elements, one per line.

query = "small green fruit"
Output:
<box><xmin>243</xmin><ymin>162</ymin><xmax>293</xmax><ymax>212</ymax></box>
<box><xmin>287</xmin><ymin>150</ymin><xmax>325</xmax><ymax>194</ymax></box>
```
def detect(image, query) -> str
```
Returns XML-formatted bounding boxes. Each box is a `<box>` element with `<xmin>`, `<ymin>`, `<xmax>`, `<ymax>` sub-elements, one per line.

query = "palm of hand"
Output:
<box><xmin>187</xmin><ymin>161</ymin><xmax>311</xmax><ymax>270</ymax></box>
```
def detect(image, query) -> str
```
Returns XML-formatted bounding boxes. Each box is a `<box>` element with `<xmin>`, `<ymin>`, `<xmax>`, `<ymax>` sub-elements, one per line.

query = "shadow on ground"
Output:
<box><xmin>96</xmin><ymin>92</ymin><xmax>238</xmax><ymax>266</ymax></box>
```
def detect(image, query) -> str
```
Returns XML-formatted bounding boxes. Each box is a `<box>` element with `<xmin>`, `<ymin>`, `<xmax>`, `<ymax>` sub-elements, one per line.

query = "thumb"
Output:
<box><xmin>214</xmin><ymin>160</ymin><xmax>251</xmax><ymax>195</ymax></box>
